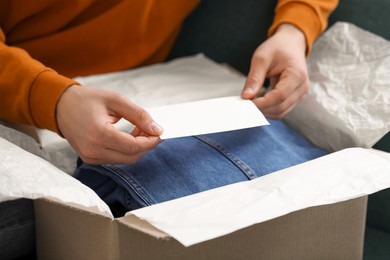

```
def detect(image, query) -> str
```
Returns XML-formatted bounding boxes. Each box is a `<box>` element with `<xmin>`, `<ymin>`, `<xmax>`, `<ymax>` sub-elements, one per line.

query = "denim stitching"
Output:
<box><xmin>101</xmin><ymin>165</ymin><xmax>156</xmax><ymax>206</ymax></box>
<box><xmin>125</xmin><ymin>192</ymin><xmax>132</xmax><ymax>208</ymax></box>
<box><xmin>102</xmin><ymin>165</ymin><xmax>155</xmax><ymax>206</ymax></box>
<box><xmin>195</xmin><ymin>136</ymin><xmax>258</xmax><ymax>180</ymax></box>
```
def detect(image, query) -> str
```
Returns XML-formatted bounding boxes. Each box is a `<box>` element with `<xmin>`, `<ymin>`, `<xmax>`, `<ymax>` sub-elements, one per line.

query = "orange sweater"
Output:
<box><xmin>0</xmin><ymin>0</ymin><xmax>338</xmax><ymax>134</ymax></box>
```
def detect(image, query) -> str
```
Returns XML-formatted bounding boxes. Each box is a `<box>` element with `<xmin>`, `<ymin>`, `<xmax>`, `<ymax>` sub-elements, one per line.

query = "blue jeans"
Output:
<box><xmin>74</xmin><ymin>120</ymin><xmax>326</xmax><ymax>213</ymax></box>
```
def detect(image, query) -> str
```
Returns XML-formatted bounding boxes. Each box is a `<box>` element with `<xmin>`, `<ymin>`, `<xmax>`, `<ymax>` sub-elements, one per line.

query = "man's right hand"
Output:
<box><xmin>56</xmin><ymin>85</ymin><xmax>163</xmax><ymax>165</ymax></box>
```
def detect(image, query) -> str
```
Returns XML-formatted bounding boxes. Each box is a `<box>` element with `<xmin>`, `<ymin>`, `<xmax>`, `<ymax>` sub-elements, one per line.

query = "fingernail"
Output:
<box><xmin>151</xmin><ymin>121</ymin><xmax>163</xmax><ymax>134</ymax></box>
<box><xmin>242</xmin><ymin>87</ymin><xmax>254</xmax><ymax>97</ymax></box>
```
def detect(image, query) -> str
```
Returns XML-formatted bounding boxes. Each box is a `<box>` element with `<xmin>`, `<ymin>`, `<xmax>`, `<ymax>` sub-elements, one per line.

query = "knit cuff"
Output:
<box><xmin>29</xmin><ymin>70</ymin><xmax>79</xmax><ymax>134</ymax></box>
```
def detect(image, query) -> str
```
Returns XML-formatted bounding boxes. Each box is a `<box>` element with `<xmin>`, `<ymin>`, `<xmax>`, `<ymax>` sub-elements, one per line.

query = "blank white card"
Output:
<box><xmin>146</xmin><ymin>96</ymin><xmax>269</xmax><ymax>139</ymax></box>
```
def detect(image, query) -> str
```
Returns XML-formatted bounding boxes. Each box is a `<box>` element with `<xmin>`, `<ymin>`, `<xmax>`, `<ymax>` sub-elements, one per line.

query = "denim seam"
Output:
<box><xmin>195</xmin><ymin>136</ymin><xmax>258</xmax><ymax>180</ymax></box>
<box><xmin>101</xmin><ymin>165</ymin><xmax>156</xmax><ymax>206</ymax></box>
<box><xmin>125</xmin><ymin>193</ymin><xmax>132</xmax><ymax>207</ymax></box>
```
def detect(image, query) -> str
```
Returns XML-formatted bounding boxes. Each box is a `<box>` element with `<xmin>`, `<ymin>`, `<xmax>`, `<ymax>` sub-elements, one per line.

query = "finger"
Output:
<box><xmin>262</xmin><ymin>90</ymin><xmax>306</xmax><ymax>119</ymax></box>
<box><xmin>241</xmin><ymin>52</ymin><xmax>271</xmax><ymax>99</ymax></box>
<box><xmin>130</xmin><ymin>127</ymin><xmax>141</xmax><ymax>137</ymax></box>
<box><xmin>260</xmin><ymin>81</ymin><xmax>308</xmax><ymax>119</ymax></box>
<box><xmin>270</xmin><ymin>76</ymin><xmax>278</xmax><ymax>88</ymax></box>
<box><xmin>103</xmin><ymin>124</ymin><xmax>161</xmax><ymax>155</ymax></box>
<box><xmin>108</xmin><ymin>94</ymin><xmax>163</xmax><ymax>136</ymax></box>
<box><xmin>252</xmin><ymin>70</ymin><xmax>303</xmax><ymax>111</ymax></box>
<box><xmin>81</xmin><ymin>147</ymin><xmax>149</xmax><ymax>165</ymax></box>
<box><xmin>138</xmin><ymin>131</ymin><xmax>149</xmax><ymax>137</ymax></box>
<box><xmin>253</xmin><ymin>88</ymin><xmax>293</xmax><ymax>111</ymax></box>
<box><xmin>131</xmin><ymin>128</ymin><xmax>150</xmax><ymax>138</ymax></box>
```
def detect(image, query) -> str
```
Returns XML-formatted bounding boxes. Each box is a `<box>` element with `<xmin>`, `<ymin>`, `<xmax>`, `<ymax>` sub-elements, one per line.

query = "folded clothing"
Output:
<box><xmin>74</xmin><ymin>120</ymin><xmax>326</xmax><ymax>215</ymax></box>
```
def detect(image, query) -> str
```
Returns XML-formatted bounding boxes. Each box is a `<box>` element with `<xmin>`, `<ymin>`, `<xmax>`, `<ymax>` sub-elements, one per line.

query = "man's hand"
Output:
<box><xmin>56</xmin><ymin>85</ymin><xmax>163</xmax><ymax>164</ymax></box>
<box><xmin>241</xmin><ymin>24</ymin><xmax>309</xmax><ymax>119</ymax></box>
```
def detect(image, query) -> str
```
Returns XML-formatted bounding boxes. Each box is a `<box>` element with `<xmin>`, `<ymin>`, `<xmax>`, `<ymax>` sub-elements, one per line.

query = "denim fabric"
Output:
<box><xmin>74</xmin><ymin>120</ymin><xmax>326</xmax><ymax>212</ymax></box>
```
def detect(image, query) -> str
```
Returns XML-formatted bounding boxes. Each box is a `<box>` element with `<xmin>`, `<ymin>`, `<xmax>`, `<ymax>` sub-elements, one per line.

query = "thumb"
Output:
<box><xmin>109</xmin><ymin>94</ymin><xmax>163</xmax><ymax>136</ymax></box>
<box><xmin>241</xmin><ymin>53</ymin><xmax>270</xmax><ymax>99</ymax></box>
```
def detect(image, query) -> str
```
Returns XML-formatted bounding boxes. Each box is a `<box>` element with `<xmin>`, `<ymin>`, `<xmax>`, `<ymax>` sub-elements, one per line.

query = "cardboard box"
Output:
<box><xmin>34</xmin><ymin>196</ymin><xmax>367</xmax><ymax>259</ymax></box>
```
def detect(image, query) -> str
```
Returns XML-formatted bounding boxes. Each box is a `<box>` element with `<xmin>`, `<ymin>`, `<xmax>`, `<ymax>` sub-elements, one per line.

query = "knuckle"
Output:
<box><xmin>109</xmin><ymin>91</ymin><xmax>123</xmax><ymax>101</ymax></box>
<box><xmin>101</xmin><ymin>125</ymin><xmax>114</xmax><ymax>141</ymax></box>
<box><xmin>266</xmin><ymin>106</ymin><xmax>289</xmax><ymax>120</ymax></box>
<box><xmin>274</xmin><ymin>105</ymin><xmax>285</xmax><ymax>115</ymax></box>
<box><xmin>252</xmin><ymin>52</ymin><xmax>267</xmax><ymax>64</ymax></box>
<box><xmin>86</xmin><ymin>131</ymin><xmax>104</xmax><ymax>148</ymax></box>
<box><xmin>302</xmin><ymin>81</ymin><xmax>310</xmax><ymax>93</ymax></box>
<box><xmin>299</xmin><ymin>93</ymin><xmax>308</xmax><ymax>102</ymax></box>
<box><xmin>273</xmin><ymin>113</ymin><xmax>284</xmax><ymax>120</ymax></box>
<box><xmin>275</xmin><ymin>89</ymin><xmax>288</xmax><ymax>103</ymax></box>
<box><xmin>79</xmin><ymin>148</ymin><xmax>97</xmax><ymax>163</ymax></box>
<box><xmin>296</xmin><ymin>68</ymin><xmax>308</xmax><ymax>82</ymax></box>
<box><xmin>247</xmin><ymin>74</ymin><xmax>260</xmax><ymax>84</ymax></box>
<box><xmin>128</xmin><ymin>143</ymin><xmax>139</xmax><ymax>155</ymax></box>
<box><xmin>135</xmin><ymin>107</ymin><xmax>150</xmax><ymax>122</ymax></box>
<box><xmin>75</xmin><ymin>130</ymin><xmax>103</xmax><ymax>164</ymax></box>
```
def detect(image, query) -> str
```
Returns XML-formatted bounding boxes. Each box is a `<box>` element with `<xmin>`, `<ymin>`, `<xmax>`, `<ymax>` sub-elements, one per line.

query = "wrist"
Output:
<box><xmin>275</xmin><ymin>23</ymin><xmax>307</xmax><ymax>55</ymax></box>
<box><xmin>56</xmin><ymin>84</ymin><xmax>80</xmax><ymax>137</ymax></box>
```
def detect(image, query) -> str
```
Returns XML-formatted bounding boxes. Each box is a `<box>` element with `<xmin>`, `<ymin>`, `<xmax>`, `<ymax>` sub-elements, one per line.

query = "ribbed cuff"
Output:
<box><xmin>29</xmin><ymin>70</ymin><xmax>79</xmax><ymax>134</ymax></box>
<box><xmin>268</xmin><ymin>2</ymin><xmax>322</xmax><ymax>55</ymax></box>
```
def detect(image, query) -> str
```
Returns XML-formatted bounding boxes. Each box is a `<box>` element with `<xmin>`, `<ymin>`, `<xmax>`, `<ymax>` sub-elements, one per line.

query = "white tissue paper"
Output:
<box><xmin>285</xmin><ymin>22</ymin><xmax>390</xmax><ymax>152</ymax></box>
<box><xmin>0</xmin><ymin>137</ymin><xmax>112</xmax><ymax>217</ymax></box>
<box><xmin>1</xmin><ymin>22</ymin><xmax>390</xmax><ymax>247</ymax></box>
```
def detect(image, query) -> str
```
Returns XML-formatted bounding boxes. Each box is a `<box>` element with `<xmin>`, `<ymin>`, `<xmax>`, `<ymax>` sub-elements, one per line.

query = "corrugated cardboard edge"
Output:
<box><xmin>34</xmin><ymin>196</ymin><xmax>367</xmax><ymax>260</ymax></box>
<box><xmin>117</xmin><ymin>214</ymin><xmax>170</xmax><ymax>240</ymax></box>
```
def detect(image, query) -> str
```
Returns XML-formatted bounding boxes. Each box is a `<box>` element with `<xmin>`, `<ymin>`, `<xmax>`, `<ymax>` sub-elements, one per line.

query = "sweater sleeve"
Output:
<box><xmin>0</xmin><ymin>28</ymin><xmax>79</xmax><ymax>134</ymax></box>
<box><xmin>268</xmin><ymin>0</ymin><xmax>339</xmax><ymax>54</ymax></box>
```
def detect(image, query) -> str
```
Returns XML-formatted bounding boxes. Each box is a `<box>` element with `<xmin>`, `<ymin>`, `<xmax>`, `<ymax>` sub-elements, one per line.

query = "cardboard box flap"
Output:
<box><xmin>129</xmin><ymin>148</ymin><xmax>390</xmax><ymax>247</ymax></box>
<box><xmin>115</xmin><ymin>197</ymin><xmax>367</xmax><ymax>260</ymax></box>
<box><xmin>117</xmin><ymin>214</ymin><xmax>170</xmax><ymax>240</ymax></box>
<box><xmin>35</xmin><ymin>192</ymin><xmax>368</xmax><ymax>259</ymax></box>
